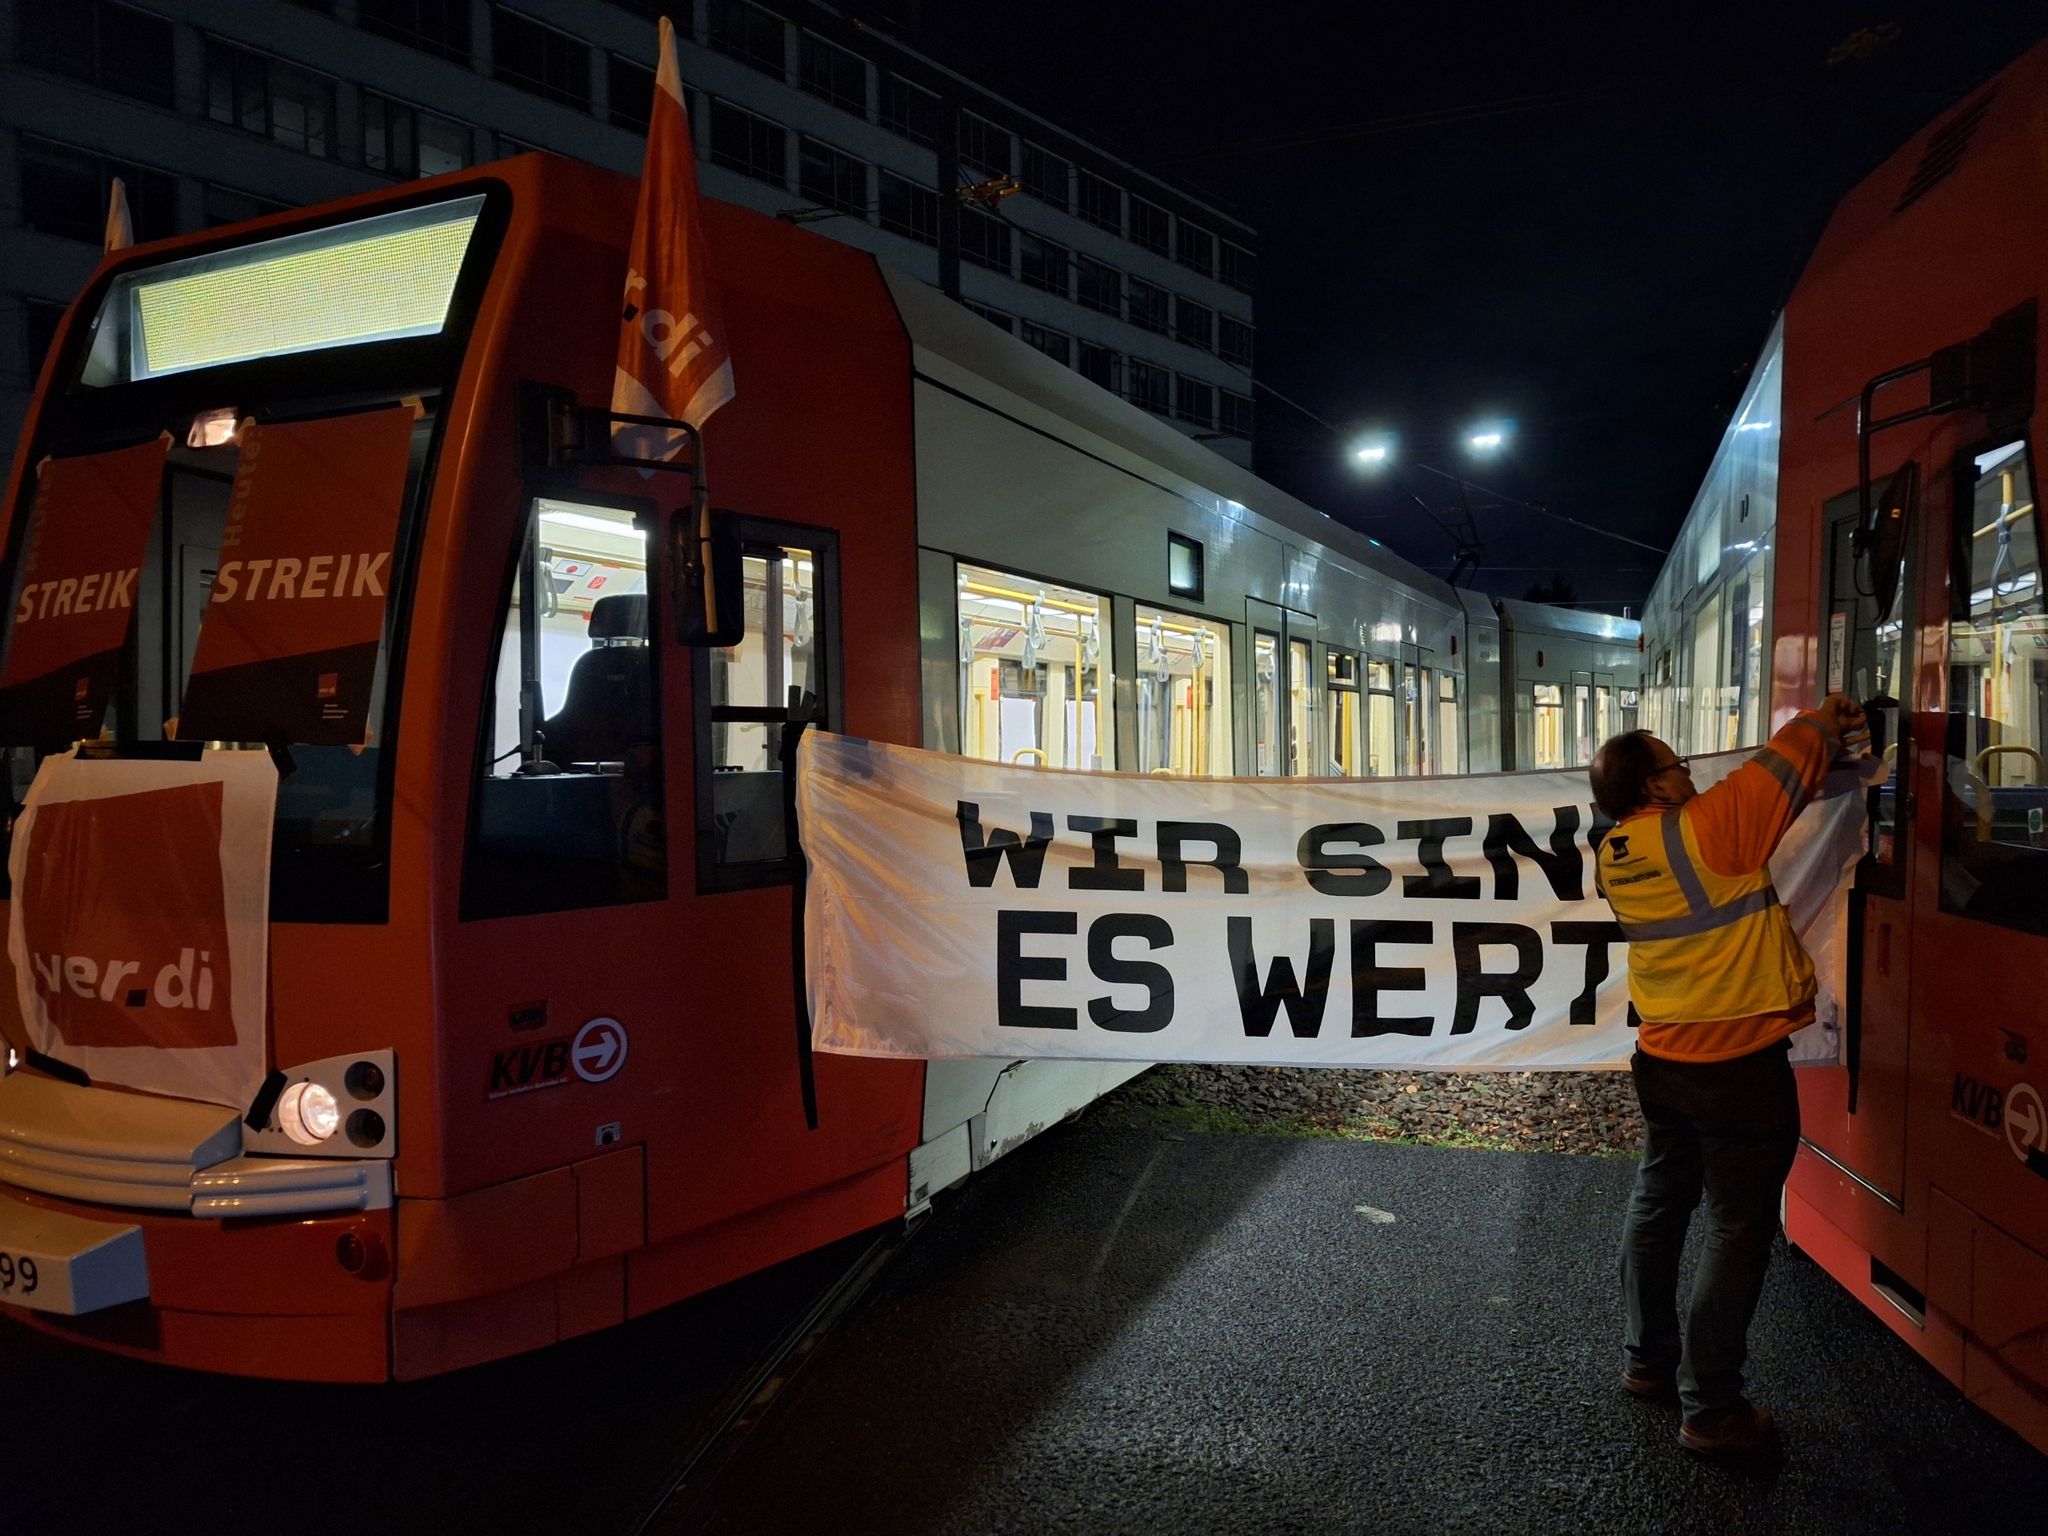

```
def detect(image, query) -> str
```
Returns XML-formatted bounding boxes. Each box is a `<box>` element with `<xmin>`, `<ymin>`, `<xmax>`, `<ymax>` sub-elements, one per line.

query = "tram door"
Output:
<box><xmin>1248</xmin><ymin>599</ymin><xmax>1315</xmax><ymax>776</ymax></box>
<box><xmin>1810</xmin><ymin>484</ymin><xmax>1917</xmax><ymax>1203</ymax></box>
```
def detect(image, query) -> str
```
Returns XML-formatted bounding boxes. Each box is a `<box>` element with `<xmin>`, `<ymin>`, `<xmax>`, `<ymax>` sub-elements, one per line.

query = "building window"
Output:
<box><xmin>1077</xmin><ymin>340</ymin><xmax>1121</xmax><ymax>395</ymax></box>
<box><xmin>966</xmin><ymin>303</ymin><xmax>1012</xmax><ymax>334</ymax></box>
<box><xmin>359</xmin><ymin>0</ymin><xmax>471</xmax><ymax>63</ymax></box>
<box><xmin>1175</xmin><ymin>376</ymin><xmax>1214</xmax><ymax>427</ymax></box>
<box><xmin>1127</xmin><ymin>277</ymin><xmax>1169</xmax><ymax>336</ymax></box>
<box><xmin>960</xmin><ymin>210</ymin><xmax>1012</xmax><ymax>273</ymax></box>
<box><xmin>1128</xmin><ymin>360</ymin><xmax>1169</xmax><ymax>414</ymax></box>
<box><xmin>880</xmin><ymin>73</ymin><xmax>938</xmax><ymax>146</ymax></box>
<box><xmin>1219</xmin><ymin>390</ymin><xmax>1254</xmax><ymax>439</ymax></box>
<box><xmin>708</xmin><ymin>0</ymin><xmax>786</xmax><ymax>78</ymax></box>
<box><xmin>878</xmin><ymin>171</ymin><xmax>938</xmax><ymax>246</ymax></box>
<box><xmin>1019</xmin><ymin>233</ymin><xmax>1070</xmax><ymax>297</ymax></box>
<box><xmin>363</xmin><ymin>93</ymin><xmax>472</xmax><ymax>178</ymax></box>
<box><xmin>1130</xmin><ymin>195</ymin><xmax>1170</xmax><ymax>256</ymax></box>
<box><xmin>798</xmin><ymin>136</ymin><xmax>867</xmax><ymax>216</ymax></box>
<box><xmin>1221</xmin><ymin>241</ymin><xmax>1255</xmax><ymax>293</ymax></box>
<box><xmin>1218</xmin><ymin>315</ymin><xmax>1252</xmax><ymax>369</ymax></box>
<box><xmin>1176</xmin><ymin>297</ymin><xmax>1214</xmax><ymax>351</ymax></box>
<box><xmin>492</xmin><ymin>8</ymin><xmax>590</xmax><ymax>110</ymax></box>
<box><xmin>799</xmin><ymin>31</ymin><xmax>866</xmax><ymax>113</ymax></box>
<box><xmin>609</xmin><ymin>54</ymin><xmax>655</xmax><ymax>132</ymax></box>
<box><xmin>1021</xmin><ymin>143</ymin><xmax>1070</xmax><ymax>208</ymax></box>
<box><xmin>1077</xmin><ymin>170</ymin><xmax>1121</xmax><ymax>234</ymax></box>
<box><xmin>1176</xmin><ymin>220</ymin><xmax>1216</xmax><ymax>275</ymax></box>
<box><xmin>18</xmin><ymin>138</ymin><xmax>177</xmax><ymax>245</ymax></box>
<box><xmin>205</xmin><ymin>42</ymin><xmax>337</xmax><ymax>157</ymax></box>
<box><xmin>1019</xmin><ymin>320</ymin><xmax>1070</xmax><ymax>368</ymax></box>
<box><xmin>1075</xmin><ymin>256</ymin><xmax>1121</xmax><ymax>318</ymax></box>
<box><xmin>709</xmin><ymin>99</ymin><xmax>787</xmax><ymax>187</ymax></box>
<box><xmin>22</xmin><ymin>299</ymin><xmax>69</xmax><ymax>382</ymax></box>
<box><xmin>959</xmin><ymin>113</ymin><xmax>1012</xmax><ymax>180</ymax></box>
<box><xmin>17</xmin><ymin>0</ymin><xmax>174</xmax><ymax>108</ymax></box>
<box><xmin>202</xmin><ymin>184</ymin><xmax>290</xmax><ymax>227</ymax></box>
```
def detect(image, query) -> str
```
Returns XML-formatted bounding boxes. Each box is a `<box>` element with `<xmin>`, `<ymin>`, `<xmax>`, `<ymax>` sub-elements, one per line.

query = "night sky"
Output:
<box><xmin>907</xmin><ymin>2</ymin><xmax>2048</xmax><ymax>611</ymax></box>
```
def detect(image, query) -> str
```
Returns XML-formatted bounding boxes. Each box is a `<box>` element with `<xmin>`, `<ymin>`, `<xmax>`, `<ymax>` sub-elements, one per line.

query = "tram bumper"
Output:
<box><xmin>0</xmin><ymin>1073</ymin><xmax>397</xmax><ymax>1380</ymax></box>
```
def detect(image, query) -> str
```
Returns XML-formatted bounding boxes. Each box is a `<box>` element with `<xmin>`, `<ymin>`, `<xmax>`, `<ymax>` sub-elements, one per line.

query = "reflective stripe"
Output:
<box><xmin>1618</xmin><ymin>886</ymin><xmax>1779</xmax><ymax>942</ymax></box>
<box><xmin>1783</xmin><ymin>715</ymin><xmax>1829</xmax><ymax>747</ymax></box>
<box><xmin>1662</xmin><ymin>810</ymin><xmax>1710</xmax><ymax>914</ymax></box>
<box><xmin>1749</xmin><ymin>744</ymin><xmax>1805</xmax><ymax>801</ymax></box>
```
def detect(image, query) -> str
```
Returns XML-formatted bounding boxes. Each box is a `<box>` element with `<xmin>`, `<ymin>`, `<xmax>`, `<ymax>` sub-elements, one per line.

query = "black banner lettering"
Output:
<box><xmin>1551</xmin><ymin>920</ymin><xmax>1623</xmax><ymax>1026</ymax></box>
<box><xmin>1068</xmin><ymin>815</ymin><xmax>1145</xmax><ymax>892</ymax></box>
<box><xmin>1159</xmin><ymin>821</ymin><xmax>1249</xmax><ymax>894</ymax></box>
<box><xmin>1087</xmin><ymin>913</ymin><xmax>1176</xmax><ymax>1032</ymax></box>
<box><xmin>1298</xmin><ymin>823</ymin><xmax>1392</xmax><ymax>898</ymax></box>
<box><xmin>1450</xmin><ymin>922</ymin><xmax>1544</xmax><ymax>1033</ymax></box>
<box><xmin>1399</xmin><ymin>818</ymin><xmax>1480</xmax><ymax>899</ymax></box>
<box><xmin>1349</xmin><ymin>919</ymin><xmax>1434</xmax><ymax>1037</ymax></box>
<box><xmin>1228</xmin><ymin>916</ymin><xmax>1334</xmax><ymax>1038</ymax></box>
<box><xmin>1483</xmin><ymin>806</ymin><xmax>1586</xmax><ymax>901</ymax></box>
<box><xmin>958</xmin><ymin>800</ymin><xmax>1054</xmax><ymax>889</ymax></box>
<box><xmin>997</xmin><ymin>910</ymin><xmax>1076</xmax><ymax>1029</ymax></box>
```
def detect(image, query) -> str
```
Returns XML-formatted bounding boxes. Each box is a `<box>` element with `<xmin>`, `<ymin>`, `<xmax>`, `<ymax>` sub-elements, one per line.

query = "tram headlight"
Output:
<box><xmin>279</xmin><ymin>1081</ymin><xmax>342</xmax><ymax>1145</ymax></box>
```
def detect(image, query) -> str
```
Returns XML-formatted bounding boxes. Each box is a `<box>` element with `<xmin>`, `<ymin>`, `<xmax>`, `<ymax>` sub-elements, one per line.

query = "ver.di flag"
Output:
<box><xmin>613</xmin><ymin>13</ymin><xmax>735</xmax><ymax>459</ymax></box>
<box><xmin>798</xmin><ymin>734</ymin><xmax>1878</xmax><ymax>1070</ymax></box>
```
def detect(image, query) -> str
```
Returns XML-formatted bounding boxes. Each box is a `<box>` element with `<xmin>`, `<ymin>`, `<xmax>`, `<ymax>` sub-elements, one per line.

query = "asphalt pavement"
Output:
<box><xmin>4</xmin><ymin>1124</ymin><xmax>2043</xmax><ymax>1535</ymax></box>
<box><xmin>663</xmin><ymin>1126</ymin><xmax>2048</xmax><ymax>1536</ymax></box>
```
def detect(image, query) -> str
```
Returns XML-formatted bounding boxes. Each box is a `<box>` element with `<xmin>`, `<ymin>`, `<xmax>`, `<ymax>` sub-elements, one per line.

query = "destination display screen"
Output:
<box><xmin>82</xmin><ymin>194</ymin><xmax>486</xmax><ymax>385</ymax></box>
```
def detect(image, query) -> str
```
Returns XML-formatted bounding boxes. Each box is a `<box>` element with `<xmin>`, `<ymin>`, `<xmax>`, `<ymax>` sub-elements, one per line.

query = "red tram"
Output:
<box><xmin>1754</xmin><ymin>47</ymin><xmax>2048</xmax><ymax>1455</ymax></box>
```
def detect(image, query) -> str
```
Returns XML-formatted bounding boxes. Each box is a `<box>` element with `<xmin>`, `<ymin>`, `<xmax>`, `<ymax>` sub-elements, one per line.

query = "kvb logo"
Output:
<box><xmin>487</xmin><ymin>1017</ymin><xmax>630</xmax><ymax>1100</ymax></box>
<box><xmin>19</xmin><ymin>782</ymin><xmax>236</xmax><ymax>1050</ymax></box>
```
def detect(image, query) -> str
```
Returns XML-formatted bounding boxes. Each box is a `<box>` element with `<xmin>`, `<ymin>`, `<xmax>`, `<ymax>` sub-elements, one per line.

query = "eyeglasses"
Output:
<box><xmin>1654</xmin><ymin>756</ymin><xmax>1691</xmax><ymax>775</ymax></box>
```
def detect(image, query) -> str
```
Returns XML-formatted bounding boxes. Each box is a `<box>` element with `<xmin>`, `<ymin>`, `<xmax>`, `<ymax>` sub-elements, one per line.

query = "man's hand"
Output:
<box><xmin>1816</xmin><ymin>693</ymin><xmax>1867</xmax><ymax>745</ymax></box>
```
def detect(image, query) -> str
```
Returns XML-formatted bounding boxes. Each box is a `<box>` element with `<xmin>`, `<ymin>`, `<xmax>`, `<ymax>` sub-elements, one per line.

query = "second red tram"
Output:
<box><xmin>1639</xmin><ymin>43</ymin><xmax>2048</xmax><ymax>1456</ymax></box>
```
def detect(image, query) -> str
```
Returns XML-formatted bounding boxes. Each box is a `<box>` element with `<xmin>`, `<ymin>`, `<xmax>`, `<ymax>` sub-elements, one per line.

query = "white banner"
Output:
<box><xmin>8</xmin><ymin>749</ymin><xmax>276</xmax><ymax>1108</ymax></box>
<box><xmin>800</xmin><ymin>734</ymin><xmax>1876</xmax><ymax>1069</ymax></box>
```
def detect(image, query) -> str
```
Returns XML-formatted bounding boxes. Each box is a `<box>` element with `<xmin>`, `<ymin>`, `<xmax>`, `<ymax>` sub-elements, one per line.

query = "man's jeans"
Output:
<box><xmin>1621</xmin><ymin>1037</ymin><xmax>1800</xmax><ymax>1424</ymax></box>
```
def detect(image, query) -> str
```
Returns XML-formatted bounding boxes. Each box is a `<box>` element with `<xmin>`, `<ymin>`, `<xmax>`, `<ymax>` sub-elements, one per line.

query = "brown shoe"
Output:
<box><xmin>1677</xmin><ymin>1401</ymin><xmax>1776</xmax><ymax>1456</ymax></box>
<box><xmin>1622</xmin><ymin>1368</ymin><xmax>1676</xmax><ymax>1401</ymax></box>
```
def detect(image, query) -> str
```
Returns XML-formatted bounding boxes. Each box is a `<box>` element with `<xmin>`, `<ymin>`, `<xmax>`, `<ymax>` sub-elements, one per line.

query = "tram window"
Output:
<box><xmin>1822</xmin><ymin>482</ymin><xmax>1914</xmax><ymax>889</ymax></box>
<box><xmin>1288</xmin><ymin>638</ymin><xmax>1312</xmax><ymax>775</ymax></box>
<box><xmin>956</xmin><ymin>563</ymin><xmax>1112</xmax><ymax>770</ymax></box>
<box><xmin>1402</xmin><ymin>664</ymin><xmax>1425</xmax><ymax>776</ymax></box>
<box><xmin>1688</xmin><ymin>595</ymin><xmax>1722</xmax><ymax>757</ymax></box>
<box><xmin>1941</xmin><ymin>439</ymin><xmax>2048</xmax><ymax>933</ymax></box>
<box><xmin>1252</xmin><ymin>631</ymin><xmax>1281</xmax><ymax>775</ymax></box>
<box><xmin>465</xmin><ymin>498</ymin><xmax>663</xmax><ymax>918</ymax></box>
<box><xmin>1522</xmin><ymin>682</ymin><xmax>1566</xmax><ymax>770</ymax></box>
<box><xmin>1135</xmin><ymin>603</ymin><xmax>1231</xmax><ymax>774</ymax></box>
<box><xmin>1327</xmin><ymin>649</ymin><xmax>1364</xmax><ymax>776</ymax></box>
<box><xmin>699</xmin><ymin>523</ymin><xmax>838</xmax><ymax>889</ymax></box>
<box><xmin>1573</xmin><ymin>680</ymin><xmax>1592</xmax><ymax>766</ymax></box>
<box><xmin>1438</xmin><ymin>673</ymin><xmax>1461</xmax><ymax>775</ymax></box>
<box><xmin>1594</xmin><ymin>683</ymin><xmax>1615</xmax><ymax>750</ymax></box>
<box><xmin>1367</xmin><ymin>659</ymin><xmax>1395</xmax><ymax>775</ymax></box>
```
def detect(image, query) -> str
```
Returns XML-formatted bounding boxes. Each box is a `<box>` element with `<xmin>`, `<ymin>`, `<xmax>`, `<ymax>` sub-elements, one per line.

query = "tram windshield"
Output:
<box><xmin>1943</xmin><ymin>437</ymin><xmax>2048</xmax><ymax>933</ymax></box>
<box><xmin>0</xmin><ymin>191</ymin><xmax>498</xmax><ymax>922</ymax></box>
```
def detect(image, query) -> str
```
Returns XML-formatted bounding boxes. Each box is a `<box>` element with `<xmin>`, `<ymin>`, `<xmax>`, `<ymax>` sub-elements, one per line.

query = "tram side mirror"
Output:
<box><xmin>1853</xmin><ymin>461</ymin><xmax>1917</xmax><ymax>624</ymax></box>
<box><xmin>673</xmin><ymin>502</ymin><xmax>745</xmax><ymax>647</ymax></box>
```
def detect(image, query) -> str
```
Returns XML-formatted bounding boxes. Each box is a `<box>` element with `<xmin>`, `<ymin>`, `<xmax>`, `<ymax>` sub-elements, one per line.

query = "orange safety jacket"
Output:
<box><xmin>1597</xmin><ymin>711</ymin><xmax>1837</xmax><ymax>1062</ymax></box>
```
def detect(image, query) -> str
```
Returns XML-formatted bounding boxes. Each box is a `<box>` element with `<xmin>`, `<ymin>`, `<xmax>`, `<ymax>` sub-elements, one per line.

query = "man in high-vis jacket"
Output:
<box><xmin>1590</xmin><ymin>693</ymin><xmax>1865</xmax><ymax>1458</ymax></box>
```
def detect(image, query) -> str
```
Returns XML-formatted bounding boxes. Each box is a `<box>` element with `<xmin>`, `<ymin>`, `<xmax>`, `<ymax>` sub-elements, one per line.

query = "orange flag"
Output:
<box><xmin>613</xmin><ymin>15</ymin><xmax>734</xmax><ymax>462</ymax></box>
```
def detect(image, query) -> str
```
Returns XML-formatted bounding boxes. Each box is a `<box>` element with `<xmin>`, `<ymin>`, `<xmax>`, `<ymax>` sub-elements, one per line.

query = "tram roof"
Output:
<box><xmin>880</xmin><ymin>268</ymin><xmax>1463</xmax><ymax>617</ymax></box>
<box><xmin>1493</xmin><ymin>598</ymin><xmax>1640</xmax><ymax>644</ymax></box>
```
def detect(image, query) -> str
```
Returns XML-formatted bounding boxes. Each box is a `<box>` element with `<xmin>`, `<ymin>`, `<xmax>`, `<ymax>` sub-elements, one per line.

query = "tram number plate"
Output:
<box><xmin>0</xmin><ymin>1248</ymin><xmax>49</xmax><ymax>1310</ymax></box>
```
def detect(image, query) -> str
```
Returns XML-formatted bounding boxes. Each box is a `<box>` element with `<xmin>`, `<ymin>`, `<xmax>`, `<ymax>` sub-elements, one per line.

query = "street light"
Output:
<box><xmin>1466</xmin><ymin>422</ymin><xmax>1511</xmax><ymax>454</ymax></box>
<box><xmin>1351</xmin><ymin>434</ymin><xmax>1395</xmax><ymax>469</ymax></box>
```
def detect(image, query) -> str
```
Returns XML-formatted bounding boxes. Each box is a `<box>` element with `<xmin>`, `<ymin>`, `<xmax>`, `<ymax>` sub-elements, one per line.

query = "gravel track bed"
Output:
<box><xmin>1091</xmin><ymin>1063</ymin><xmax>1645</xmax><ymax>1155</ymax></box>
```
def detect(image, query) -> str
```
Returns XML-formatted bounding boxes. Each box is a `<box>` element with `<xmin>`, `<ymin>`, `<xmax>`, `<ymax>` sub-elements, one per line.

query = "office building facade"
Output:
<box><xmin>0</xmin><ymin>0</ymin><xmax>1257</xmax><ymax>467</ymax></box>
